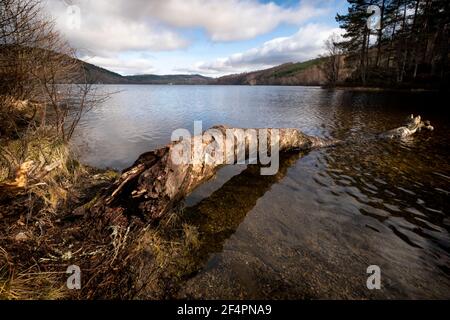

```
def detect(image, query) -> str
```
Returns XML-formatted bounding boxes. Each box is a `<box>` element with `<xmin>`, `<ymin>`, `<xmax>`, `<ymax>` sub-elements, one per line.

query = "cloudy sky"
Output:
<box><xmin>44</xmin><ymin>0</ymin><xmax>347</xmax><ymax>76</ymax></box>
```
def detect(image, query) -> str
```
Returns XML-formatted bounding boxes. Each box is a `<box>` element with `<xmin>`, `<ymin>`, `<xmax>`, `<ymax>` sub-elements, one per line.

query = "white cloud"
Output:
<box><xmin>66</xmin><ymin>21</ymin><xmax>188</xmax><ymax>54</ymax></box>
<box><xmin>45</xmin><ymin>0</ymin><xmax>189</xmax><ymax>55</ymax></box>
<box><xmin>145</xmin><ymin>0</ymin><xmax>328</xmax><ymax>41</ymax></box>
<box><xmin>45</xmin><ymin>0</ymin><xmax>328</xmax><ymax>53</ymax></box>
<box><xmin>186</xmin><ymin>24</ymin><xmax>343</xmax><ymax>75</ymax></box>
<box><xmin>82</xmin><ymin>56</ymin><xmax>155</xmax><ymax>75</ymax></box>
<box><xmin>42</xmin><ymin>0</ymin><xmax>337</xmax><ymax>75</ymax></box>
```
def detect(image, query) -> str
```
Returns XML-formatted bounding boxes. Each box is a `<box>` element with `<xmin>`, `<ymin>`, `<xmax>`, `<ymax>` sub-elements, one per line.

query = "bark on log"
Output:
<box><xmin>88</xmin><ymin>126</ymin><xmax>338</xmax><ymax>221</ymax></box>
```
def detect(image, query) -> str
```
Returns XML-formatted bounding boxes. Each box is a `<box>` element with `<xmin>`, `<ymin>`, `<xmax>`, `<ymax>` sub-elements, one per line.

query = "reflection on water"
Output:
<box><xmin>75</xmin><ymin>85</ymin><xmax>450</xmax><ymax>298</ymax></box>
<box><xmin>180</xmin><ymin>152</ymin><xmax>304</xmax><ymax>266</ymax></box>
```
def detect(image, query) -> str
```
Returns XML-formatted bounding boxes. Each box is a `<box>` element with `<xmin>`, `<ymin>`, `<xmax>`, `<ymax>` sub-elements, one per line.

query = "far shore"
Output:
<box><xmin>86</xmin><ymin>82</ymin><xmax>446</xmax><ymax>93</ymax></box>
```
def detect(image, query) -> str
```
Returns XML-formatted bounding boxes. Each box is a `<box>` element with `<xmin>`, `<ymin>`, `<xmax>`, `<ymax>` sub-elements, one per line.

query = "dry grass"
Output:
<box><xmin>182</xmin><ymin>223</ymin><xmax>200</xmax><ymax>249</ymax></box>
<box><xmin>128</xmin><ymin>210</ymin><xmax>204</xmax><ymax>299</ymax></box>
<box><xmin>0</xmin><ymin>266</ymin><xmax>67</xmax><ymax>300</ymax></box>
<box><xmin>0</xmin><ymin>121</ymin><xmax>140</xmax><ymax>300</ymax></box>
<box><xmin>0</xmin><ymin>247</ymin><xmax>67</xmax><ymax>300</ymax></box>
<box><xmin>0</xmin><ymin>98</ymin><xmax>127</xmax><ymax>299</ymax></box>
<box><xmin>0</xmin><ymin>126</ymin><xmax>86</xmax><ymax>210</ymax></box>
<box><xmin>0</xmin><ymin>163</ymin><xmax>130</xmax><ymax>300</ymax></box>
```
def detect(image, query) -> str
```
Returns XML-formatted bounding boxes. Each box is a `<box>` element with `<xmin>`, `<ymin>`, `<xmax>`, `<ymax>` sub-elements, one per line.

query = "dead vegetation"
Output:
<box><xmin>0</xmin><ymin>0</ymin><xmax>124</xmax><ymax>299</ymax></box>
<box><xmin>129</xmin><ymin>210</ymin><xmax>205</xmax><ymax>299</ymax></box>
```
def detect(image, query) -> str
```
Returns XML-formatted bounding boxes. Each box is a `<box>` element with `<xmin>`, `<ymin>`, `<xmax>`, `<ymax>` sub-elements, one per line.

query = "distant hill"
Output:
<box><xmin>212</xmin><ymin>58</ymin><xmax>327</xmax><ymax>86</ymax></box>
<box><xmin>81</xmin><ymin>57</ymin><xmax>328</xmax><ymax>86</ymax></box>
<box><xmin>81</xmin><ymin>62</ymin><xmax>211</xmax><ymax>85</ymax></box>
<box><xmin>125</xmin><ymin>74</ymin><xmax>211</xmax><ymax>85</ymax></box>
<box><xmin>81</xmin><ymin>62</ymin><xmax>130</xmax><ymax>84</ymax></box>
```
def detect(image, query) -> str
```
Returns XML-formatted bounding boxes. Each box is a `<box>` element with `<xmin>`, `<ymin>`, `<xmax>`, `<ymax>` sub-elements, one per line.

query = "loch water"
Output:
<box><xmin>75</xmin><ymin>85</ymin><xmax>450</xmax><ymax>298</ymax></box>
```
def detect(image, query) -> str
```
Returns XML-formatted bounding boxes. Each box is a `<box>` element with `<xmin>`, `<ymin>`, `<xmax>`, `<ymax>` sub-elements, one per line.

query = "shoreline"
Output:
<box><xmin>84</xmin><ymin>82</ymin><xmax>446</xmax><ymax>93</ymax></box>
<box><xmin>330</xmin><ymin>85</ymin><xmax>444</xmax><ymax>93</ymax></box>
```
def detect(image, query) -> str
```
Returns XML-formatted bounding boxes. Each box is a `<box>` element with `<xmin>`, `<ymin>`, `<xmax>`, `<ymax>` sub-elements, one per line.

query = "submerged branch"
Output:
<box><xmin>380</xmin><ymin>114</ymin><xmax>434</xmax><ymax>139</ymax></box>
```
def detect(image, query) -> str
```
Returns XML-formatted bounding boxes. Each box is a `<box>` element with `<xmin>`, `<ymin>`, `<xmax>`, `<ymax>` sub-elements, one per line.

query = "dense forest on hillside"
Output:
<box><xmin>218</xmin><ymin>0</ymin><xmax>450</xmax><ymax>89</ymax></box>
<box><xmin>333</xmin><ymin>0</ymin><xmax>449</xmax><ymax>89</ymax></box>
<box><xmin>213</xmin><ymin>59</ymin><xmax>326</xmax><ymax>86</ymax></box>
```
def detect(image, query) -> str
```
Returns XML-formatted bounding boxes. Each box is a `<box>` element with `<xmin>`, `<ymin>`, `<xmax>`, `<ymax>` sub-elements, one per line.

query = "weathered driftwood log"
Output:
<box><xmin>85</xmin><ymin>115</ymin><xmax>433</xmax><ymax>222</ymax></box>
<box><xmin>88</xmin><ymin>126</ymin><xmax>338</xmax><ymax>221</ymax></box>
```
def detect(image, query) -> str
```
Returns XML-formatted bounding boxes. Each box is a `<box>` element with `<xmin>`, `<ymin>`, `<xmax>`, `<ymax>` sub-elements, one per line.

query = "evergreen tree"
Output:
<box><xmin>336</xmin><ymin>0</ymin><xmax>449</xmax><ymax>88</ymax></box>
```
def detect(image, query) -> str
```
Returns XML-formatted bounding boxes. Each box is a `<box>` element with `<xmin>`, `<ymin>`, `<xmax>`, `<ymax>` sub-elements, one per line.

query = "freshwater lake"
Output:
<box><xmin>74</xmin><ymin>85</ymin><xmax>450</xmax><ymax>298</ymax></box>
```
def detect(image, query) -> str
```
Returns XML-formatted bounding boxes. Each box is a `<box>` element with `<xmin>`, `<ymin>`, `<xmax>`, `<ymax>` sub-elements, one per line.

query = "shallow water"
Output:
<box><xmin>75</xmin><ymin>85</ymin><xmax>450</xmax><ymax>299</ymax></box>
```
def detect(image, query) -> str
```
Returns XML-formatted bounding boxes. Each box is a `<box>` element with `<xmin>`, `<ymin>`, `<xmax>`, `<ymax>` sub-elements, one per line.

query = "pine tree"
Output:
<box><xmin>336</xmin><ymin>0</ymin><xmax>373</xmax><ymax>84</ymax></box>
<box><xmin>336</xmin><ymin>0</ymin><xmax>449</xmax><ymax>88</ymax></box>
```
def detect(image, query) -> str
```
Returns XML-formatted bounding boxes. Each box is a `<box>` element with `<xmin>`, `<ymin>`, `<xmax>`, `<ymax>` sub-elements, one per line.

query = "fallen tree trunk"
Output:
<box><xmin>87</xmin><ymin>126</ymin><xmax>338</xmax><ymax>221</ymax></box>
<box><xmin>85</xmin><ymin>115</ymin><xmax>433</xmax><ymax>222</ymax></box>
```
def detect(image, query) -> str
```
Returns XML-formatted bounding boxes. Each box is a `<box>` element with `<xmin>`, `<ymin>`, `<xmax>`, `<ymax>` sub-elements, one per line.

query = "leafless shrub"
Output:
<box><xmin>0</xmin><ymin>0</ymin><xmax>113</xmax><ymax>300</ymax></box>
<box><xmin>0</xmin><ymin>0</ymin><xmax>106</xmax><ymax>143</ymax></box>
<box><xmin>319</xmin><ymin>33</ymin><xmax>343</xmax><ymax>86</ymax></box>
